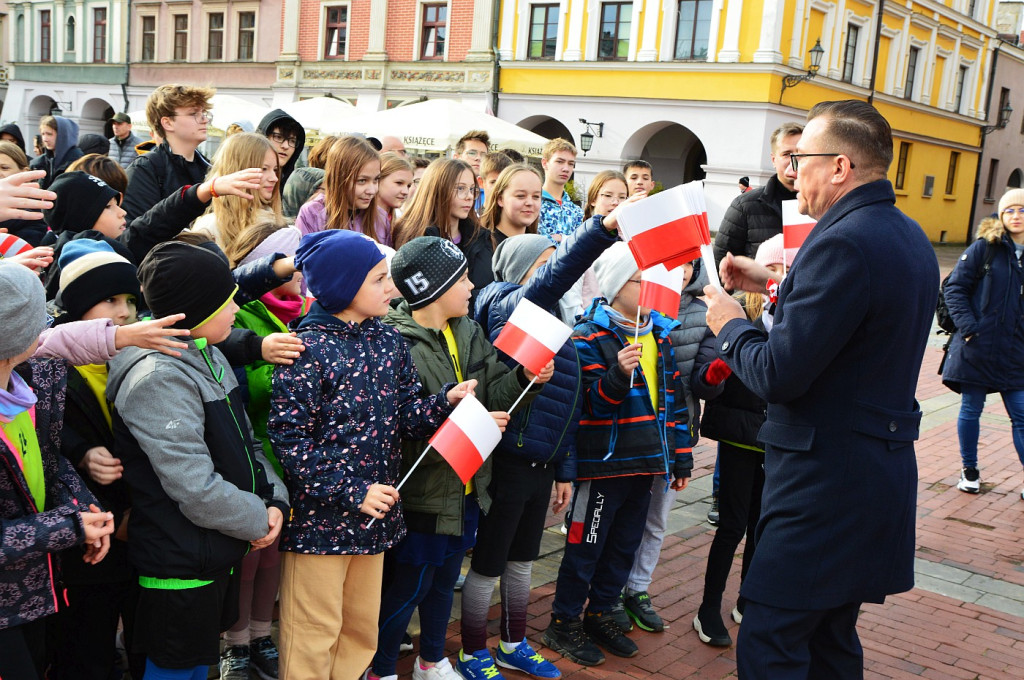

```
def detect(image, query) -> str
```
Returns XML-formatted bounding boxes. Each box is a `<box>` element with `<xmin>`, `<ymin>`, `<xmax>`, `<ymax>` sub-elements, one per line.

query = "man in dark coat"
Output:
<box><xmin>704</xmin><ymin>100</ymin><xmax>939</xmax><ymax>679</ymax></box>
<box><xmin>713</xmin><ymin>122</ymin><xmax>803</xmax><ymax>264</ymax></box>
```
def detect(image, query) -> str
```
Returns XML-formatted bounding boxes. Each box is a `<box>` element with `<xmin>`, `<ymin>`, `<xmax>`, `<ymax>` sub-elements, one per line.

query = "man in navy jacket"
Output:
<box><xmin>704</xmin><ymin>100</ymin><xmax>939</xmax><ymax>679</ymax></box>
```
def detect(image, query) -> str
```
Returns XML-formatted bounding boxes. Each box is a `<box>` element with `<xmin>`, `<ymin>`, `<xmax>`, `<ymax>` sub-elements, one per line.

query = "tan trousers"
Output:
<box><xmin>279</xmin><ymin>552</ymin><xmax>384</xmax><ymax>680</ymax></box>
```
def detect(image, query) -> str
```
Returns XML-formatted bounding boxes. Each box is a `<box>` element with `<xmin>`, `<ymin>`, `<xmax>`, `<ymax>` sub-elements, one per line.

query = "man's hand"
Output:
<box><xmin>552</xmin><ymin>482</ymin><xmax>572</xmax><ymax>514</ymax></box>
<box><xmin>251</xmin><ymin>506</ymin><xmax>284</xmax><ymax>550</ymax></box>
<box><xmin>600</xmin><ymin>192</ymin><xmax>646</xmax><ymax>232</ymax></box>
<box><xmin>523</xmin><ymin>359</ymin><xmax>555</xmax><ymax>385</ymax></box>
<box><xmin>719</xmin><ymin>253</ymin><xmax>773</xmax><ymax>293</ymax></box>
<box><xmin>360</xmin><ymin>483</ymin><xmax>400</xmax><ymax>519</ymax></box>
<box><xmin>0</xmin><ymin>171</ymin><xmax>56</xmax><ymax>221</ymax></box>
<box><xmin>616</xmin><ymin>343</ymin><xmax>642</xmax><ymax>376</ymax></box>
<box><xmin>446</xmin><ymin>379</ymin><xmax>478</xmax><ymax>405</ymax></box>
<box><xmin>114</xmin><ymin>314</ymin><xmax>191</xmax><ymax>357</ymax></box>
<box><xmin>262</xmin><ymin>332</ymin><xmax>305</xmax><ymax>365</ymax></box>
<box><xmin>703</xmin><ymin>285</ymin><xmax>746</xmax><ymax>336</ymax></box>
<box><xmin>80</xmin><ymin>446</ymin><xmax>123</xmax><ymax>485</ymax></box>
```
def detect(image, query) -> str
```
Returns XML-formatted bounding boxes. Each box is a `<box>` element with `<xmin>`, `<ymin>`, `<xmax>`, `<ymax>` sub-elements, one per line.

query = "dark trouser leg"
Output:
<box><xmin>586</xmin><ymin>475</ymin><xmax>652</xmax><ymax>613</ymax></box>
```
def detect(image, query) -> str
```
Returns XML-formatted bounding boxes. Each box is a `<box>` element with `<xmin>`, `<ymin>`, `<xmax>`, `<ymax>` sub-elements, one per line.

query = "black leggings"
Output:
<box><xmin>701</xmin><ymin>442</ymin><xmax>765</xmax><ymax>610</ymax></box>
<box><xmin>0</xmin><ymin>617</ymin><xmax>47</xmax><ymax>680</ymax></box>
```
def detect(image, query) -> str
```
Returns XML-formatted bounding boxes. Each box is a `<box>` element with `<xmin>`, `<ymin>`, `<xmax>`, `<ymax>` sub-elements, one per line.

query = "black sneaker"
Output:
<box><xmin>610</xmin><ymin>593</ymin><xmax>633</xmax><ymax>632</ymax></box>
<box><xmin>249</xmin><ymin>636</ymin><xmax>279</xmax><ymax>680</ymax></box>
<box><xmin>219</xmin><ymin>644</ymin><xmax>250</xmax><ymax>680</ymax></box>
<box><xmin>583</xmin><ymin>610</ymin><xmax>638</xmax><ymax>658</ymax></box>
<box><xmin>623</xmin><ymin>591</ymin><xmax>664</xmax><ymax>633</ymax></box>
<box><xmin>543</xmin><ymin>614</ymin><xmax>605</xmax><ymax>666</ymax></box>
<box><xmin>693</xmin><ymin>607</ymin><xmax>732</xmax><ymax>647</ymax></box>
<box><xmin>707</xmin><ymin>496</ymin><xmax>720</xmax><ymax>526</ymax></box>
<box><xmin>957</xmin><ymin>467</ymin><xmax>981</xmax><ymax>493</ymax></box>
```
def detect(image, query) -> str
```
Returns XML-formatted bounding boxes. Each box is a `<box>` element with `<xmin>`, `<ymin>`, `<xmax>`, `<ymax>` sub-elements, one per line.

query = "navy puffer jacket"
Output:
<box><xmin>942</xmin><ymin>220</ymin><xmax>1024</xmax><ymax>394</ymax></box>
<box><xmin>474</xmin><ymin>216</ymin><xmax>618</xmax><ymax>481</ymax></box>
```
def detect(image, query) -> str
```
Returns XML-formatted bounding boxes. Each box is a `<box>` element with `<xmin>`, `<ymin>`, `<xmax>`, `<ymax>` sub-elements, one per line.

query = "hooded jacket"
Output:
<box><xmin>473</xmin><ymin>215</ymin><xmax>618</xmax><ymax>480</ymax></box>
<box><xmin>385</xmin><ymin>300</ymin><xmax>539</xmax><ymax>536</ymax></box>
<box><xmin>29</xmin><ymin>117</ymin><xmax>83</xmax><ymax>189</ymax></box>
<box><xmin>942</xmin><ymin>218</ymin><xmax>1024</xmax><ymax>393</ymax></box>
<box><xmin>123</xmin><ymin>141</ymin><xmax>211</xmax><ymax>222</ymax></box>
<box><xmin>572</xmin><ymin>301</ymin><xmax>692</xmax><ymax>481</ymax></box>
<box><xmin>107</xmin><ymin>340</ymin><xmax>288</xmax><ymax>580</ymax></box>
<box><xmin>713</xmin><ymin>174</ymin><xmax>797</xmax><ymax>264</ymax></box>
<box><xmin>257</xmin><ymin>109</ymin><xmax>306</xmax><ymax>189</ymax></box>
<box><xmin>282</xmin><ymin>166</ymin><xmax>324</xmax><ymax>220</ymax></box>
<box><xmin>0</xmin><ymin>123</ymin><xmax>26</xmax><ymax>152</ymax></box>
<box><xmin>1</xmin><ymin>359</ymin><xmax>100</xmax><ymax>629</ymax></box>
<box><xmin>268</xmin><ymin>303</ymin><xmax>454</xmax><ymax>555</ymax></box>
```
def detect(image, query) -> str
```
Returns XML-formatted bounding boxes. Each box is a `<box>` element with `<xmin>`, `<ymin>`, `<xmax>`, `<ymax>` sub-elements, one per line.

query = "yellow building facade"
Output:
<box><xmin>495</xmin><ymin>0</ymin><xmax>1004</xmax><ymax>241</ymax></box>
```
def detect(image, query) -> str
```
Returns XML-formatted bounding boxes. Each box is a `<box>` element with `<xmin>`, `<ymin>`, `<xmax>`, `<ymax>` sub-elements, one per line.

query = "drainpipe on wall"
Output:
<box><xmin>122</xmin><ymin>0</ymin><xmax>132</xmax><ymax>112</ymax></box>
<box><xmin>866</xmin><ymin>0</ymin><xmax>885</xmax><ymax>105</ymax></box>
<box><xmin>489</xmin><ymin>0</ymin><xmax>501</xmax><ymax>116</ymax></box>
<box><xmin>967</xmin><ymin>40</ymin><xmax>1002</xmax><ymax>243</ymax></box>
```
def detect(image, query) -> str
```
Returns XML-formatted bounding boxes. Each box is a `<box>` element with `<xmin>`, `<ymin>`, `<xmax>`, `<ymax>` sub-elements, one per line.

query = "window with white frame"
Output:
<box><xmin>953</xmin><ymin>64</ymin><xmax>969</xmax><ymax>113</ymax></box>
<box><xmin>237</xmin><ymin>11</ymin><xmax>256</xmax><ymax>60</ymax></box>
<box><xmin>66</xmin><ymin>16</ymin><xmax>76</xmax><ymax>52</ymax></box>
<box><xmin>675</xmin><ymin>0</ymin><xmax>712</xmax><ymax>60</ymax></box>
<box><xmin>420</xmin><ymin>3</ymin><xmax>448</xmax><ymax>60</ymax></box>
<box><xmin>40</xmin><ymin>10</ymin><xmax>52</xmax><ymax>62</ymax></box>
<box><xmin>324</xmin><ymin>5</ymin><xmax>348</xmax><ymax>59</ymax></box>
<box><xmin>598</xmin><ymin>2</ymin><xmax>631</xmax><ymax>61</ymax></box>
<box><xmin>140</xmin><ymin>15</ymin><xmax>156</xmax><ymax>61</ymax></box>
<box><xmin>208</xmin><ymin>12</ymin><xmax>225</xmax><ymax>60</ymax></box>
<box><xmin>904</xmin><ymin>46</ymin><xmax>919</xmax><ymax>100</ymax></box>
<box><xmin>93</xmin><ymin>8</ymin><xmax>106</xmax><ymax>62</ymax></box>
<box><xmin>528</xmin><ymin>4</ymin><xmax>559</xmax><ymax>60</ymax></box>
<box><xmin>173</xmin><ymin>14</ymin><xmax>189</xmax><ymax>61</ymax></box>
<box><xmin>842</xmin><ymin>24</ymin><xmax>859</xmax><ymax>83</ymax></box>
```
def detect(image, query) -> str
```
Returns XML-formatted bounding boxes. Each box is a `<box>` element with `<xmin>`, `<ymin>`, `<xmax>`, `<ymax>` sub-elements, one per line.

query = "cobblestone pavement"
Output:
<box><xmin>392</xmin><ymin>245</ymin><xmax>1024</xmax><ymax>680</ymax></box>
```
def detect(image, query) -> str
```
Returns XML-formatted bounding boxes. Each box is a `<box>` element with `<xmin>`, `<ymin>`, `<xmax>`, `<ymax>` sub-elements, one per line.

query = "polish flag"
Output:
<box><xmin>782</xmin><ymin>200</ymin><xmax>816</xmax><ymax>262</ymax></box>
<box><xmin>493</xmin><ymin>298</ymin><xmax>573</xmax><ymax>375</ymax></box>
<box><xmin>640</xmin><ymin>264</ymin><xmax>686</xmax><ymax>318</ymax></box>
<box><xmin>430</xmin><ymin>394</ymin><xmax>503</xmax><ymax>484</ymax></box>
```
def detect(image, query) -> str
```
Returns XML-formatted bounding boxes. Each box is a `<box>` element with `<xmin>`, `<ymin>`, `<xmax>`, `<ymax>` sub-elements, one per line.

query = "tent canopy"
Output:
<box><xmin>280</xmin><ymin>97</ymin><xmax>358</xmax><ymax>132</ymax></box>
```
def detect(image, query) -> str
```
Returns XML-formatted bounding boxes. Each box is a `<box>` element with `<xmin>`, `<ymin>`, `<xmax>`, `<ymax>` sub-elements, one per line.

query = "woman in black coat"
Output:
<box><xmin>942</xmin><ymin>188</ymin><xmax>1024</xmax><ymax>498</ymax></box>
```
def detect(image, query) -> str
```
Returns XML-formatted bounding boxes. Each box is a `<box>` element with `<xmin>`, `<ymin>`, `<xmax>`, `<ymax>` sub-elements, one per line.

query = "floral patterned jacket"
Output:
<box><xmin>1</xmin><ymin>359</ymin><xmax>98</xmax><ymax>630</ymax></box>
<box><xmin>268</xmin><ymin>303</ymin><xmax>453</xmax><ymax>555</ymax></box>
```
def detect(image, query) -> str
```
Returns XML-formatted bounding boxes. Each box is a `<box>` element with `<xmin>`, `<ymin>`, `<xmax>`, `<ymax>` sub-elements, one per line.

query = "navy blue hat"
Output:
<box><xmin>295</xmin><ymin>231</ymin><xmax>384</xmax><ymax>313</ymax></box>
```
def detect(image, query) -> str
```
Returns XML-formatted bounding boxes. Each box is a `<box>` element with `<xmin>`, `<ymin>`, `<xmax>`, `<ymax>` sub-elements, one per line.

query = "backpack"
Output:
<box><xmin>935</xmin><ymin>240</ymin><xmax>997</xmax><ymax>334</ymax></box>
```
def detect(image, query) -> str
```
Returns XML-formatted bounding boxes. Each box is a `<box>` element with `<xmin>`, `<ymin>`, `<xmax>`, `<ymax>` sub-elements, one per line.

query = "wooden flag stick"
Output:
<box><xmin>367</xmin><ymin>443</ymin><xmax>433</xmax><ymax>528</ymax></box>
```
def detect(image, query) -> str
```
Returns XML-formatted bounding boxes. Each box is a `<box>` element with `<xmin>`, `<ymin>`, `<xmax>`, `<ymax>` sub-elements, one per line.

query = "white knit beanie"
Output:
<box><xmin>998</xmin><ymin>189</ymin><xmax>1024</xmax><ymax>215</ymax></box>
<box><xmin>593</xmin><ymin>242</ymin><xmax>639</xmax><ymax>302</ymax></box>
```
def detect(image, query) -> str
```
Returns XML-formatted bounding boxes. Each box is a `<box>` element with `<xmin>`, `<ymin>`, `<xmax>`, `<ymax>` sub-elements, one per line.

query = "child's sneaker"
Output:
<box><xmin>362</xmin><ymin>671</ymin><xmax>397</xmax><ymax>680</ymax></box>
<box><xmin>455</xmin><ymin>649</ymin><xmax>506</xmax><ymax>680</ymax></box>
<box><xmin>957</xmin><ymin>467</ymin><xmax>981</xmax><ymax>493</ymax></box>
<box><xmin>219</xmin><ymin>644</ymin><xmax>250</xmax><ymax>680</ymax></box>
<box><xmin>495</xmin><ymin>639</ymin><xmax>561</xmax><ymax>678</ymax></box>
<box><xmin>542</xmin><ymin>615</ymin><xmax>604</xmax><ymax>667</ymax></box>
<box><xmin>623</xmin><ymin>591</ymin><xmax>664</xmax><ymax>632</ymax></box>
<box><xmin>413</xmin><ymin>656</ymin><xmax>460</xmax><ymax>680</ymax></box>
<box><xmin>583</xmin><ymin>610</ymin><xmax>638</xmax><ymax>658</ymax></box>
<box><xmin>249</xmin><ymin>636</ymin><xmax>279</xmax><ymax>680</ymax></box>
<box><xmin>610</xmin><ymin>593</ymin><xmax>632</xmax><ymax>633</ymax></box>
<box><xmin>400</xmin><ymin>631</ymin><xmax>415</xmax><ymax>652</ymax></box>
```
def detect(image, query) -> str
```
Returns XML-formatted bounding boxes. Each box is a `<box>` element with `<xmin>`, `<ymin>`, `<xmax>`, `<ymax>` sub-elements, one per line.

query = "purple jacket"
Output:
<box><xmin>1</xmin><ymin>359</ymin><xmax>99</xmax><ymax>630</ymax></box>
<box><xmin>294</xmin><ymin>194</ymin><xmax>392</xmax><ymax>247</ymax></box>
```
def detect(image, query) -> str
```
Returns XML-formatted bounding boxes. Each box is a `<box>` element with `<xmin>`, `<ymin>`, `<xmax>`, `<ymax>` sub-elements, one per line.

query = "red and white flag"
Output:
<box><xmin>617</xmin><ymin>183</ymin><xmax>710</xmax><ymax>271</ymax></box>
<box><xmin>493</xmin><ymin>298</ymin><xmax>573</xmax><ymax>376</ymax></box>
<box><xmin>782</xmin><ymin>200</ymin><xmax>816</xmax><ymax>262</ymax></box>
<box><xmin>430</xmin><ymin>394</ymin><xmax>502</xmax><ymax>484</ymax></box>
<box><xmin>639</xmin><ymin>264</ymin><xmax>686</xmax><ymax>318</ymax></box>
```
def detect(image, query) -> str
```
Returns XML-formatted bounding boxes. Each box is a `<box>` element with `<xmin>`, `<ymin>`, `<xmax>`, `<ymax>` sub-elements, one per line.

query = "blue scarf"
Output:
<box><xmin>0</xmin><ymin>371</ymin><xmax>38</xmax><ymax>423</ymax></box>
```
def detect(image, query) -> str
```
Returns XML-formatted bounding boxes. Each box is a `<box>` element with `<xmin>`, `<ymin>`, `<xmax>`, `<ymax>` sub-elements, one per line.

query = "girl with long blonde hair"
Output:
<box><xmin>479</xmin><ymin>164</ymin><xmax>542</xmax><ymax>246</ymax></box>
<box><xmin>193</xmin><ymin>132</ymin><xmax>284</xmax><ymax>250</ymax></box>
<box><xmin>295</xmin><ymin>135</ymin><xmax>390</xmax><ymax>244</ymax></box>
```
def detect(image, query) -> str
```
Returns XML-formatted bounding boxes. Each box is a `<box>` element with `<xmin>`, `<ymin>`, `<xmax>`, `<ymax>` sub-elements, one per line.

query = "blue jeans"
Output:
<box><xmin>957</xmin><ymin>387</ymin><xmax>1024</xmax><ymax>469</ymax></box>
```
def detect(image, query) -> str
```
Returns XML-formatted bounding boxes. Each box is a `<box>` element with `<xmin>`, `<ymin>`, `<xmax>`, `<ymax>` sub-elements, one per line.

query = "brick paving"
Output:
<box><xmin>391</xmin><ymin>244</ymin><xmax>1024</xmax><ymax>680</ymax></box>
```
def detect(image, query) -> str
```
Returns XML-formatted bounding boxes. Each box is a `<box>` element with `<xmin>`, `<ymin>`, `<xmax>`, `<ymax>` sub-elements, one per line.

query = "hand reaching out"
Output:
<box><xmin>261</xmin><ymin>332</ymin><xmax>306</xmax><ymax>365</ymax></box>
<box><xmin>446</xmin><ymin>379</ymin><xmax>478</xmax><ymax>405</ymax></box>
<box><xmin>198</xmin><ymin>168</ymin><xmax>265</xmax><ymax>202</ymax></box>
<box><xmin>4</xmin><ymin>246</ymin><xmax>54</xmax><ymax>272</ymax></box>
<box><xmin>0</xmin><ymin>171</ymin><xmax>56</xmax><ymax>221</ymax></box>
<box><xmin>114</xmin><ymin>314</ymin><xmax>191</xmax><ymax>357</ymax></box>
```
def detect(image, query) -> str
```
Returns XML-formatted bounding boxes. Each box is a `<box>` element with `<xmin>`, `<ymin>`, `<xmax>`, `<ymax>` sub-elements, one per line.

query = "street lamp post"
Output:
<box><xmin>578</xmin><ymin>119</ymin><xmax>604</xmax><ymax>156</ymax></box>
<box><xmin>779</xmin><ymin>39</ymin><xmax>825</xmax><ymax>104</ymax></box>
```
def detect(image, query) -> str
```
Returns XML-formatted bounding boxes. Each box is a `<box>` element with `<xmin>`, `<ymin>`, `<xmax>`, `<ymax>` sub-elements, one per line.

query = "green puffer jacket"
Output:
<box><xmin>233</xmin><ymin>300</ymin><xmax>304</xmax><ymax>478</ymax></box>
<box><xmin>385</xmin><ymin>300</ymin><xmax>541</xmax><ymax>536</ymax></box>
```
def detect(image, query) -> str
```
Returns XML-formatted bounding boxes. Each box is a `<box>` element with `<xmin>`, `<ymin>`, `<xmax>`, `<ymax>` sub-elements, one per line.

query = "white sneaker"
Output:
<box><xmin>361</xmin><ymin>671</ymin><xmax>397</xmax><ymax>680</ymax></box>
<box><xmin>412</xmin><ymin>656</ymin><xmax>460</xmax><ymax>680</ymax></box>
<box><xmin>957</xmin><ymin>467</ymin><xmax>981</xmax><ymax>493</ymax></box>
<box><xmin>731</xmin><ymin>606</ymin><xmax>743</xmax><ymax>624</ymax></box>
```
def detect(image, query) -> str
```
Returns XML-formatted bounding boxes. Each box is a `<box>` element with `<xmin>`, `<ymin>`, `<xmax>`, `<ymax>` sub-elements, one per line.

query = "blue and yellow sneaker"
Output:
<box><xmin>495</xmin><ymin>639</ymin><xmax>561</xmax><ymax>679</ymax></box>
<box><xmin>455</xmin><ymin>649</ymin><xmax>505</xmax><ymax>680</ymax></box>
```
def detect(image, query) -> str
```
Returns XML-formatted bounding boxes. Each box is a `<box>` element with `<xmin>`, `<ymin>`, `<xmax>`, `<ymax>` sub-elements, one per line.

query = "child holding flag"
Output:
<box><xmin>367</xmin><ymin>236</ymin><xmax>548</xmax><ymax>680</ymax></box>
<box><xmin>544</xmin><ymin>242</ymin><xmax>692</xmax><ymax>667</ymax></box>
<box><xmin>268</xmin><ymin>230</ymin><xmax>479</xmax><ymax>679</ymax></box>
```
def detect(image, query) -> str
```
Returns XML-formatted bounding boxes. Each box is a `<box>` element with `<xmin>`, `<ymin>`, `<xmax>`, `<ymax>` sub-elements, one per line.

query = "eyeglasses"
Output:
<box><xmin>789</xmin><ymin>153</ymin><xmax>856</xmax><ymax>172</ymax></box>
<box><xmin>173</xmin><ymin>110</ymin><xmax>212</xmax><ymax>124</ymax></box>
<box><xmin>269</xmin><ymin>132</ymin><xmax>299</xmax><ymax>148</ymax></box>
<box><xmin>462</xmin><ymin>150</ymin><xmax>483</xmax><ymax>158</ymax></box>
<box><xmin>1002</xmin><ymin>208</ymin><xmax>1024</xmax><ymax>216</ymax></box>
<box><xmin>455</xmin><ymin>185</ymin><xmax>477</xmax><ymax>199</ymax></box>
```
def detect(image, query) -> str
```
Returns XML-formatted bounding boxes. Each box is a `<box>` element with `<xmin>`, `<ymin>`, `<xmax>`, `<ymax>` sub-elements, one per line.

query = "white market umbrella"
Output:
<box><xmin>208</xmin><ymin>93</ymin><xmax>271</xmax><ymax>134</ymax></box>
<box><xmin>325</xmin><ymin>99</ymin><xmax>549</xmax><ymax>156</ymax></box>
<box><xmin>280</xmin><ymin>97</ymin><xmax>358</xmax><ymax>131</ymax></box>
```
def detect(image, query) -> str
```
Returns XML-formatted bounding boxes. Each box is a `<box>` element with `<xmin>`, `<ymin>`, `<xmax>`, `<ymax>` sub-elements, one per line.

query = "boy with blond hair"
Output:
<box><xmin>123</xmin><ymin>84</ymin><xmax>216</xmax><ymax>220</ymax></box>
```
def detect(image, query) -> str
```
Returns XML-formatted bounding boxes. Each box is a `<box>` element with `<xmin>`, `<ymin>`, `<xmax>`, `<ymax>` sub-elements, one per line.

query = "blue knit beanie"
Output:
<box><xmin>295</xmin><ymin>231</ymin><xmax>384</xmax><ymax>313</ymax></box>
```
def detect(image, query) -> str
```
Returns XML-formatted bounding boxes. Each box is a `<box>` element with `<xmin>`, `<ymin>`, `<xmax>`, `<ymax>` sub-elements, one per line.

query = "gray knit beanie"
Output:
<box><xmin>492</xmin><ymin>234</ymin><xmax>555</xmax><ymax>285</ymax></box>
<box><xmin>592</xmin><ymin>241</ymin><xmax>639</xmax><ymax>302</ymax></box>
<box><xmin>0</xmin><ymin>262</ymin><xmax>48</xmax><ymax>360</ymax></box>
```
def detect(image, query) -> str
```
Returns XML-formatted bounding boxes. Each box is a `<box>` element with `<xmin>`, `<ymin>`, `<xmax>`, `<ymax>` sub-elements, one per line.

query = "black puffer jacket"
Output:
<box><xmin>123</xmin><ymin>141</ymin><xmax>211</xmax><ymax>221</ymax></box>
<box><xmin>713</xmin><ymin>175</ymin><xmax>796</xmax><ymax>265</ymax></box>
